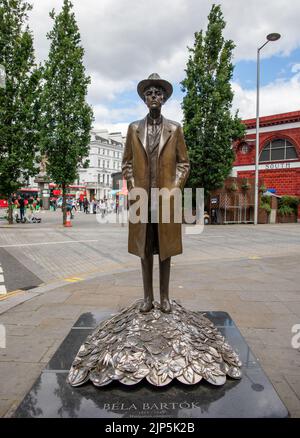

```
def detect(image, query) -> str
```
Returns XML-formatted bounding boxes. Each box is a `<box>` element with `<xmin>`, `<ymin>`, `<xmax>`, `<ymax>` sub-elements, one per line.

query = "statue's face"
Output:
<box><xmin>144</xmin><ymin>86</ymin><xmax>165</xmax><ymax>111</ymax></box>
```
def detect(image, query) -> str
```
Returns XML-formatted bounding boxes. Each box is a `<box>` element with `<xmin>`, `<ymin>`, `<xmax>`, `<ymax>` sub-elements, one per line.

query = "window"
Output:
<box><xmin>107</xmin><ymin>174</ymin><xmax>109</xmax><ymax>185</ymax></box>
<box><xmin>259</xmin><ymin>138</ymin><xmax>298</xmax><ymax>162</ymax></box>
<box><xmin>239</xmin><ymin>143</ymin><xmax>250</xmax><ymax>154</ymax></box>
<box><xmin>98</xmin><ymin>159</ymin><xmax>101</xmax><ymax>168</ymax></box>
<box><xmin>98</xmin><ymin>174</ymin><xmax>101</xmax><ymax>184</ymax></box>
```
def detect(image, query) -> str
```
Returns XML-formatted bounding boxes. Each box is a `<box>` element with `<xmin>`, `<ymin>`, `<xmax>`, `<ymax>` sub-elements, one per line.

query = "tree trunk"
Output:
<box><xmin>62</xmin><ymin>183</ymin><xmax>67</xmax><ymax>225</ymax></box>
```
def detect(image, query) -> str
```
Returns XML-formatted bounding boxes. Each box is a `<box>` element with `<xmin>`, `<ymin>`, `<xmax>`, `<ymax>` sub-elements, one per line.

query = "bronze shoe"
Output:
<box><xmin>139</xmin><ymin>297</ymin><xmax>153</xmax><ymax>313</ymax></box>
<box><xmin>160</xmin><ymin>298</ymin><xmax>172</xmax><ymax>313</ymax></box>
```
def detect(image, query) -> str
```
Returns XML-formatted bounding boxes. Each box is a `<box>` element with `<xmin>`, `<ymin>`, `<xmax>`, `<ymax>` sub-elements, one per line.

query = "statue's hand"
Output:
<box><xmin>175</xmin><ymin>177</ymin><xmax>183</xmax><ymax>190</ymax></box>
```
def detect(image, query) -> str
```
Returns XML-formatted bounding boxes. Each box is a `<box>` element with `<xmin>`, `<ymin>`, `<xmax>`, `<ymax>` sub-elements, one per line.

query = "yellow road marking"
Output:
<box><xmin>64</xmin><ymin>277</ymin><xmax>84</xmax><ymax>283</ymax></box>
<box><xmin>248</xmin><ymin>256</ymin><xmax>261</xmax><ymax>260</ymax></box>
<box><xmin>0</xmin><ymin>289</ymin><xmax>25</xmax><ymax>301</ymax></box>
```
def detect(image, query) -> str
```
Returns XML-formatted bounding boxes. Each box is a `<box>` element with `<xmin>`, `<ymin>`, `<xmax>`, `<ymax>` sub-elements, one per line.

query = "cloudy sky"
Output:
<box><xmin>29</xmin><ymin>0</ymin><xmax>300</xmax><ymax>135</ymax></box>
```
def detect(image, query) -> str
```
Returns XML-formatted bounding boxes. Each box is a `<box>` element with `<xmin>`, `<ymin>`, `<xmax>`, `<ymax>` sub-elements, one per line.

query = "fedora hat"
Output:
<box><xmin>137</xmin><ymin>73</ymin><xmax>173</xmax><ymax>101</ymax></box>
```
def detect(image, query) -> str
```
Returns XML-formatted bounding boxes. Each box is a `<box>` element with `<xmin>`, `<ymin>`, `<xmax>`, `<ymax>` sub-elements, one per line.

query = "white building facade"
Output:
<box><xmin>78</xmin><ymin>129</ymin><xmax>124</xmax><ymax>200</ymax></box>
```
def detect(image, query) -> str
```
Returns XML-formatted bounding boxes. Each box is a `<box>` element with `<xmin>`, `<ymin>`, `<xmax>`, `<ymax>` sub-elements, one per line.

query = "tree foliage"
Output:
<box><xmin>0</xmin><ymin>0</ymin><xmax>41</xmax><ymax>206</ymax></box>
<box><xmin>40</xmin><ymin>0</ymin><xmax>93</xmax><ymax>222</ymax></box>
<box><xmin>181</xmin><ymin>4</ymin><xmax>245</xmax><ymax>196</ymax></box>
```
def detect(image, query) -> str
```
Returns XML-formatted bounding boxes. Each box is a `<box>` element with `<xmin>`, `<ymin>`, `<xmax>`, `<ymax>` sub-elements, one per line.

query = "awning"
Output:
<box><xmin>263</xmin><ymin>191</ymin><xmax>282</xmax><ymax>198</ymax></box>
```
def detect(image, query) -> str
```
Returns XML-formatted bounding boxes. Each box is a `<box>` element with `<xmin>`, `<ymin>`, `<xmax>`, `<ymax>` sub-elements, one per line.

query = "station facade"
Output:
<box><xmin>232</xmin><ymin>110</ymin><xmax>300</xmax><ymax>197</ymax></box>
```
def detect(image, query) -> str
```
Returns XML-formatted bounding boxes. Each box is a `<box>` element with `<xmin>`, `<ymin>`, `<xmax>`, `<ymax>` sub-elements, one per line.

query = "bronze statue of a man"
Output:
<box><xmin>122</xmin><ymin>73</ymin><xmax>190</xmax><ymax>313</ymax></box>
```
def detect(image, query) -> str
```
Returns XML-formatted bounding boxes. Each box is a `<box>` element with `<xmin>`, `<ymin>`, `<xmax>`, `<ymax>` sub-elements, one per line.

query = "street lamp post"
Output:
<box><xmin>254</xmin><ymin>33</ymin><xmax>281</xmax><ymax>225</ymax></box>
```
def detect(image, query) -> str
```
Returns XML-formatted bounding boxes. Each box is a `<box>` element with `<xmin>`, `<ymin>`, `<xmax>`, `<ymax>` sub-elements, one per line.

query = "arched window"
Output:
<box><xmin>259</xmin><ymin>138</ymin><xmax>298</xmax><ymax>162</ymax></box>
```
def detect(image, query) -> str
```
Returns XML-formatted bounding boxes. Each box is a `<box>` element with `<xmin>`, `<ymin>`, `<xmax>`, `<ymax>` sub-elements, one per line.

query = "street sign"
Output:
<box><xmin>0</xmin><ymin>64</ymin><xmax>6</xmax><ymax>89</ymax></box>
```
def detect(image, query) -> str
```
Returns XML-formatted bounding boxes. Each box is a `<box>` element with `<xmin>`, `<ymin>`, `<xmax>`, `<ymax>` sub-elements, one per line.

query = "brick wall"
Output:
<box><xmin>236</xmin><ymin>169</ymin><xmax>300</xmax><ymax>197</ymax></box>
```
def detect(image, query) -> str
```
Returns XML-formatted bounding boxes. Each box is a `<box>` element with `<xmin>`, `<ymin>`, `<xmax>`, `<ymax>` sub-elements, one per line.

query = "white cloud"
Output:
<box><xmin>291</xmin><ymin>63</ymin><xmax>300</xmax><ymax>73</ymax></box>
<box><xmin>163</xmin><ymin>99</ymin><xmax>183</xmax><ymax>124</ymax></box>
<box><xmin>28</xmin><ymin>0</ymin><xmax>300</xmax><ymax>130</ymax></box>
<box><xmin>221</xmin><ymin>0</ymin><xmax>300</xmax><ymax>61</ymax></box>
<box><xmin>87</xmin><ymin>72</ymin><xmax>135</xmax><ymax>104</ymax></box>
<box><xmin>232</xmin><ymin>68</ymin><xmax>300</xmax><ymax>119</ymax></box>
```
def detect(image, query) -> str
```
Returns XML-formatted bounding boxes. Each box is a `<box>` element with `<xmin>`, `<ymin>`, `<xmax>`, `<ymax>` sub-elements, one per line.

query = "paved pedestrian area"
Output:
<box><xmin>0</xmin><ymin>212</ymin><xmax>299</xmax><ymax>417</ymax></box>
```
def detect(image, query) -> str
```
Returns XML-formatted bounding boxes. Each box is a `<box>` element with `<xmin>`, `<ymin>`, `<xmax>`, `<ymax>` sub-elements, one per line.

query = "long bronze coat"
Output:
<box><xmin>122</xmin><ymin>115</ymin><xmax>190</xmax><ymax>261</ymax></box>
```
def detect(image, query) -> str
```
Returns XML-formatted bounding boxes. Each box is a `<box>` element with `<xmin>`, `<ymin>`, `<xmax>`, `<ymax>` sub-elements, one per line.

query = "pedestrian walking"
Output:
<box><xmin>99</xmin><ymin>199</ymin><xmax>106</xmax><ymax>218</ymax></box>
<box><xmin>83</xmin><ymin>197</ymin><xmax>89</xmax><ymax>214</ymax></box>
<box><xmin>71</xmin><ymin>198</ymin><xmax>77</xmax><ymax>213</ymax></box>
<box><xmin>90</xmin><ymin>199</ymin><xmax>94</xmax><ymax>214</ymax></box>
<box><xmin>17</xmin><ymin>195</ymin><xmax>25</xmax><ymax>222</ymax></box>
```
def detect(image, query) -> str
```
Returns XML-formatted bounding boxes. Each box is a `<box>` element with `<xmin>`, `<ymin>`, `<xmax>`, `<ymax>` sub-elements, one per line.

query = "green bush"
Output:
<box><xmin>260</xmin><ymin>195</ymin><xmax>271</xmax><ymax>206</ymax></box>
<box><xmin>278</xmin><ymin>204</ymin><xmax>294</xmax><ymax>216</ymax></box>
<box><xmin>260</xmin><ymin>194</ymin><xmax>271</xmax><ymax>214</ymax></box>
<box><xmin>260</xmin><ymin>203</ymin><xmax>271</xmax><ymax>214</ymax></box>
<box><xmin>278</xmin><ymin>195</ymin><xmax>300</xmax><ymax>214</ymax></box>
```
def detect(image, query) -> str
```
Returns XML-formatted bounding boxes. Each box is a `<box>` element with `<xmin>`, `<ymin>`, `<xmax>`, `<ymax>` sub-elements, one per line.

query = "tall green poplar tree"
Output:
<box><xmin>181</xmin><ymin>4</ymin><xmax>245</xmax><ymax>199</ymax></box>
<box><xmin>0</xmin><ymin>0</ymin><xmax>41</xmax><ymax>223</ymax></box>
<box><xmin>40</xmin><ymin>0</ymin><xmax>93</xmax><ymax>224</ymax></box>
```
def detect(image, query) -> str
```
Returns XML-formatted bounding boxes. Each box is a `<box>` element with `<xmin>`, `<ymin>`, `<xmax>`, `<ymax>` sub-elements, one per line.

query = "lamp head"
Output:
<box><xmin>266</xmin><ymin>33</ymin><xmax>281</xmax><ymax>42</ymax></box>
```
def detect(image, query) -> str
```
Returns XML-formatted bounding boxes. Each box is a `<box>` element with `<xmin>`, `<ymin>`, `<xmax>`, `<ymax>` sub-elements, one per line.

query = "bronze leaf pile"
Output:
<box><xmin>68</xmin><ymin>301</ymin><xmax>242</xmax><ymax>388</ymax></box>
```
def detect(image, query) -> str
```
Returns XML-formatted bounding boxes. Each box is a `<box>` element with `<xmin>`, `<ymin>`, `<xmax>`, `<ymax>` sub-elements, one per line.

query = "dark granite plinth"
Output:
<box><xmin>14</xmin><ymin>310</ymin><xmax>288</xmax><ymax>418</ymax></box>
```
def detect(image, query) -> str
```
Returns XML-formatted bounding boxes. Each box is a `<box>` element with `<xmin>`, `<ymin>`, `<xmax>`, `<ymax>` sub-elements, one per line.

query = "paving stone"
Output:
<box><xmin>8</xmin><ymin>299</ymin><xmax>44</xmax><ymax>312</ymax></box>
<box><xmin>284</xmin><ymin>302</ymin><xmax>300</xmax><ymax>317</ymax></box>
<box><xmin>263</xmin><ymin>301</ymin><xmax>293</xmax><ymax>315</ymax></box>
<box><xmin>32</xmin><ymin>304</ymin><xmax>84</xmax><ymax>320</ymax></box>
<box><xmin>0</xmin><ymin>333</ymin><xmax>54</xmax><ymax>362</ymax></box>
<box><xmin>284</xmin><ymin>375</ymin><xmax>300</xmax><ymax>400</ymax></box>
<box><xmin>2</xmin><ymin>324</ymin><xmax>35</xmax><ymax>337</ymax></box>
<box><xmin>240</xmin><ymin>327</ymin><xmax>291</xmax><ymax>348</ymax></box>
<box><xmin>0</xmin><ymin>399</ymin><xmax>14</xmax><ymax>417</ymax></box>
<box><xmin>14</xmin><ymin>290</ymin><xmax>72</xmax><ymax>309</ymax></box>
<box><xmin>64</xmin><ymin>293</ymin><xmax>122</xmax><ymax>306</ymax></box>
<box><xmin>239</xmin><ymin>291</ymin><xmax>282</xmax><ymax>302</ymax></box>
<box><xmin>39</xmin><ymin>340</ymin><xmax>63</xmax><ymax>364</ymax></box>
<box><xmin>4</xmin><ymin>400</ymin><xmax>21</xmax><ymax>418</ymax></box>
<box><xmin>0</xmin><ymin>362</ymin><xmax>44</xmax><ymax>398</ymax></box>
<box><xmin>275</xmin><ymin>291</ymin><xmax>300</xmax><ymax>302</ymax></box>
<box><xmin>251</xmin><ymin>346</ymin><xmax>300</xmax><ymax>375</ymax></box>
<box><xmin>37</xmin><ymin>318</ymin><xmax>74</xmax><ymax>338</ymax></box>
<box><xmin>268</xmin><ymin>377</ymin><xmax>300</xmax><ymax>415</ymax></box>
<box><xmin>289</xmin><ymin>410</ymin><xmax>300</xmax><ymax>418</ymax></box>
<box><xmin>0</xmin><ymin>310</ymin><xmax>49</xmax><ymax>326</ymax></box>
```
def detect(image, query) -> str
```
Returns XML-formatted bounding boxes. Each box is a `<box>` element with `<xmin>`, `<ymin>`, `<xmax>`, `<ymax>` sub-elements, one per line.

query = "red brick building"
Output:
<box><xmin>232</xmin><ymin>110</ymin><xmax>300</xmax><ymax>197</ymax></box>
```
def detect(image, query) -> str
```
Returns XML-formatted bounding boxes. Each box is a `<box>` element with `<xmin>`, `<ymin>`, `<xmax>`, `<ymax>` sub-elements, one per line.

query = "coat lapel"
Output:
<box><xmin>158</xmin><ymin>116</ymin><xmax>172</xmax><ymax>157</ymax></box>
<box><xmin>137</xmin><ymin>117</ymin><xmax>147</xmax><ymax>151</ymax></box>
